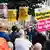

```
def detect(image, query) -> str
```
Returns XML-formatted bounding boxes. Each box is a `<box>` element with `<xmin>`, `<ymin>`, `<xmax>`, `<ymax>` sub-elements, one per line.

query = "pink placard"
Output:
<box><xmin>36</xmin><ymin>19</ymin><xmax>50</xmax><ymax>32</ymax></box>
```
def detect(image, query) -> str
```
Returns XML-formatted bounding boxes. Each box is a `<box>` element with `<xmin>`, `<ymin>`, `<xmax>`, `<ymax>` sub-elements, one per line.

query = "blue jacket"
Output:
<box><xmin>0</xmin><ymin>32</ymin><xmax>11</xmax><ymax>41</ymax></box>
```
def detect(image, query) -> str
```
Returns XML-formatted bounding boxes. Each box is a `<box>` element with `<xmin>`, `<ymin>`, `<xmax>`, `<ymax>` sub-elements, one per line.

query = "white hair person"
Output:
<box><xmin>19</xmin><ymin>28</ymin><xmax>25</xmax><ymax>38</ymax></box>
<box><xmin>33</xmin><ymin>43</ymin><xmax>42</xmax><ymax>50</ymax></box>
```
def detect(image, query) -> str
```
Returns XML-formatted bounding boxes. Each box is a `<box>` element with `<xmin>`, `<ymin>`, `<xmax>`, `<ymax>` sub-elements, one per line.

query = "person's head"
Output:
<box><xmin>12</xmin><ymin>25</ymin><xmax>18</xmax><ymax>32</ymax></box>
<box><xmin>33</xmin><ymin>43</ymin><xmax>42</xmax><ymax>50</ymax></box>
<box><xmin>15</xmin><ymin>28</ymin><xmax>25</xmax><ymax>38</ymax></box>
<box><xmin>0</xmin><ymin>22</ymin><xmax>8</xmax><ymax>33</ymax></box>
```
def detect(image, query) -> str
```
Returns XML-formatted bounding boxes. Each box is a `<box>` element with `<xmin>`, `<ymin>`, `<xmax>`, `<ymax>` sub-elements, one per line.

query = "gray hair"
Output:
<box><xmin>19</xmin><ymin>29</ymin><xmax>25</xmax><ymax>38</ymax></box>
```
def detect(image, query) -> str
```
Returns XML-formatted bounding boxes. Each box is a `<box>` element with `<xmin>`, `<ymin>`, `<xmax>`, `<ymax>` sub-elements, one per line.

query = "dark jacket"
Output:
<box><xmin>9</xmin><ymin>32</ymin><xmax>19</xmax><ymax>42</ymax></box>
<box><xmin>32</xmin><ymin>29</ymin><xmax>46</xmax><ymax>46</ymax></box>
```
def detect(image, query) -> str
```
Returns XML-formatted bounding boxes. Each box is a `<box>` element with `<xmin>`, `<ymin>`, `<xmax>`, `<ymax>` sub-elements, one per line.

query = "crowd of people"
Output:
<box><xmin>0</xmin><ymin>22</ymin><xmax>48</xmax><ymax>50</ymax></box>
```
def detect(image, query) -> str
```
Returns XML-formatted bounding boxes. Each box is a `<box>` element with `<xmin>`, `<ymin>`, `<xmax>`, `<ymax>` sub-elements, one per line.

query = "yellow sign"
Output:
<box><xmin>35</xmin><ymin>8</ymin><xmax>50</xmax><ymax>21</ymax></box>
<box><xmin>19</xmin><ymin>7</ymin><xmax>28</xmax><ymax>21</ymax></box>
<box><xmin>8</xmin><ymin>9</ymin><xmax>17</xmax><ymax>22</ymax></box>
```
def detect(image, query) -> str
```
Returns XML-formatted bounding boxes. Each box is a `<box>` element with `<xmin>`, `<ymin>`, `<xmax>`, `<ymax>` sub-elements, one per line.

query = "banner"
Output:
<box><xmin>8</xmin><ymin>9</ymin><xmax>17</xmax><ymax>22</ymax></box>
<box><xmin>19</xmin><ymin>7</ymin><xmax>29</xmax><ymax>21</ymax></box>
<box><xmin>35</xmin><ymin>8</ymin><xmax>50</xmax><ymax>32</ymax></box>
<box><xmin>36</xmin><ymin>19</ymin><xmax>50</xmax><ymax>32</ymax></box>
<box><xmin>35</xmin><ymin>8</ymin><xmax>50</xmax><ymax>21</ymax></box>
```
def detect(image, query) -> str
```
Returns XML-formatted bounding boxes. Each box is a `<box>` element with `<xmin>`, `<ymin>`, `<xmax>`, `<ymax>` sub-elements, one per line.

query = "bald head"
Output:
<box><xmin>0</xmin><ymin>22</ymin><xmax>8</xmax><ymax>32</ymax></box>
<box><xmin>33</xmin><ymin>43</ymin><xmax>42</xmax><ymax>50</ymax></box>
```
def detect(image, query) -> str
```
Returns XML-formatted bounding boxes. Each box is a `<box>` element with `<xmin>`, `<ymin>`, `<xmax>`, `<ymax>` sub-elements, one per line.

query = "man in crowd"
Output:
<box><xmin>9</xmin><ymin>25</ymin><xmax>20</xmax><ymax>50</ymax></box>
<box><xmin>0</xmin><ymin>37</ymin><xmax>13</xmax><ymax>50</ymax></box>
<box><xmin>33</xmin><ymin>43</ymin><xmax>42</xmax><ymax>50</ymax></box>
<box><xmin>15</xmin><ymin>29</ymin><xmax>33</xmax><ymax>50</ymax></box>
<box><xmin>32</xmin><ymin>28</ymin><xmax>46</xmax><ymax>46</ymax></box>
<box><xmin>0</xmin><ymin>22</ymin><xmax>11</xmax><ymax>41</ymax></box>
<box><xmin>9</xmin><ymin>25</ymin><xmax>19</xmax><ymax>42</ymax></box>
<box><xmin>0</xmin><ymin>22</ymin><xmax>13</xmax><ymax>50</ymax></box>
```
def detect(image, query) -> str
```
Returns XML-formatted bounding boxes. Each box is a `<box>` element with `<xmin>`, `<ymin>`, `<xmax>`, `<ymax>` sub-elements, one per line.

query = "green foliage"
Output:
<box><xmin>0</xmin><ymin>0</ymin><xmax>8</xmax><ymax>3</ymax></box>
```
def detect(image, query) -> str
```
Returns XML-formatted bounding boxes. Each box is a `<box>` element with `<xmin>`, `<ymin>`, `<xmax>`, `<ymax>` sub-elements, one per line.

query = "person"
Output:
<box><xmin>19</xmin><ymin>28</ymin><xmax>25</xmax><ymax>38</ymax></box>
<box><xmin>9</xmin><ymin>25</ymin><xmax>19</xmax><ymax>42</ymax></box>
<box><xmin>0</xmin><ymin>37</ymin><xmax>13</xmax><ymax>50</ymax></box>
<box><xmin>9</xmin><ymin>25</ymin><xmax>20</xmax><ymax>50</ymax></box>
<box><xmin>0</xmin><ymin>22</ymin><xmax>11</xmax><ymax>41</ymax></box>
<box><xmin>15</xmin><ymin>29</ymin><xmax>33</xmax><ymax>50</ymax></box>
<box><xmin>33</xmin><ymin>43</ymin><xmax>42</xmax><ymax>50</ymax></box>
<box><xmin>32</xmin><ymin>28</ymin><xmax>46</xmax><ymax>46</ymax></box>
<box><xmin>0</xmin><ymin>22</ymin><xmax>13</xmax><ymax>50</ymax></box>
<box><xmin>27</xmin><ymin>26</ymin><xmax>33</xmax><ymax>42</ymax></box>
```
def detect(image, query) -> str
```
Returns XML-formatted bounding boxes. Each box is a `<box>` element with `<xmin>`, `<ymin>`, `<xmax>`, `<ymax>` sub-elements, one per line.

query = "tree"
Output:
<box><xmin>0</xmin><ymin>0</ymin><xmax>8</xmax><ymax>3</ymax></box>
